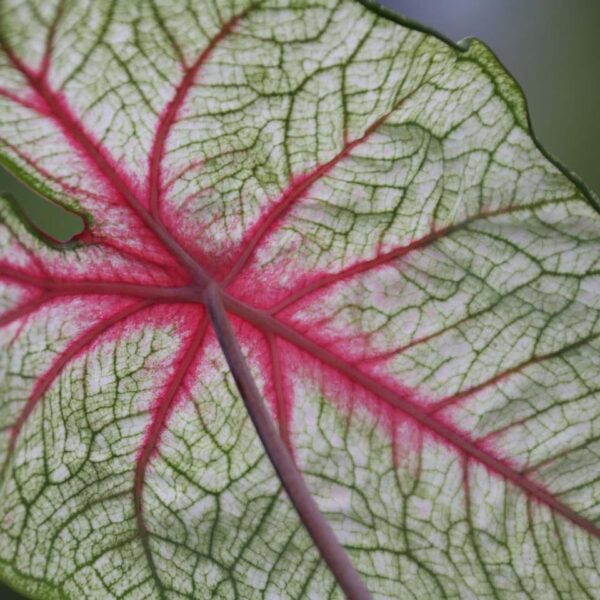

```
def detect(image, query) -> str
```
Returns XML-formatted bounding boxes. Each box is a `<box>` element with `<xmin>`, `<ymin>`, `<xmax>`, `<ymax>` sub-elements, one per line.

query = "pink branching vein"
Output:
<box><xmin>0</xmin><ymin>300</ymin><xmax>151</xmax><ymax>479</ymax></box>
<box><xmin>148</xmin><ymin>12</ymin><xmax>247</xmax><ymax>221</ymax></box>
<box><xmin>0</xmin><ymin>38</ymin><xmax>211</xmax><ymax>287</ymax></box>
<box><xmin>134</xmin><ymin>315</ymin><xmax>209</xmax><ymax>584</ymax></box>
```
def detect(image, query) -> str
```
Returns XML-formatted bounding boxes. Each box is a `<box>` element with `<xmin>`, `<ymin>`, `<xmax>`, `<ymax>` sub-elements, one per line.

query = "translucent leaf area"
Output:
<box><xmin>1</xmin><ymin>1</ymin><xmax>599</xmax><ymax>598</ymax></box>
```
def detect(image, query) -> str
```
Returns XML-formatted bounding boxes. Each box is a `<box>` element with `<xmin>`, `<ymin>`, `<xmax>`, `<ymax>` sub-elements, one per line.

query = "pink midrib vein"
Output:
<box><xmin>1</xmin><ymin>7</ymin><xmax>599</xmax><ymax>554</ymax></box>
<box><xmin>226</xmin><ymin>296</ymin><xmax>600</xmax><ymax>540</ymax></box>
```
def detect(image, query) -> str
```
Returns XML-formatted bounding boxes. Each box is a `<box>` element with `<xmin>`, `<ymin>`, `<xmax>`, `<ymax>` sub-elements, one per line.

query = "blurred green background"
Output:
<box><xmin>386</xmin><ymin>0</ymin><xmax>600</xmax><ymax>197</ymax></box>
<box><xmin>1</xmin><ymin>1</ymin><xmax>599</xmax><ymax>598</ymax></box>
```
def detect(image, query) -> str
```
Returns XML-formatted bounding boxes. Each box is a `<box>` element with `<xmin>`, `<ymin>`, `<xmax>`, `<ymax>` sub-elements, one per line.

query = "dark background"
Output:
<box><xmin>1</xmin><ymin>1</ymin><xmax>599</xmax><ymax>598</ymax></box>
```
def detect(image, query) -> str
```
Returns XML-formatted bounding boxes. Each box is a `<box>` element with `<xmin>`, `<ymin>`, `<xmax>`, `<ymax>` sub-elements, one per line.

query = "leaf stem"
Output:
<box><xmin>205</xmin><ymin>284</ymin><xmax>371</xmax><ymax>600</ymax></box>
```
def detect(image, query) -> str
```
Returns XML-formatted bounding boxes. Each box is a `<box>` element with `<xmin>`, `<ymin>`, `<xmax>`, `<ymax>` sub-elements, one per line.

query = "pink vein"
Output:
<box><xmin>133</xmin><ymin>316</ymin><xmax>208</xmax><ymax>579</ymax></box>
<box><xmin>148</xmin><ymin>12</ymin><xmax>245</xmax><ymax>220</ymax></box>
<box><xmin>226</xmin><ymin>295</ymin><xmax>600</xmax><ymax>540</ymax></box>
<box><xmin>0</xmin><ymin>136</ymin><xmax>177</xmax><ymax>272</ymax></box>
<box><xmin>0</xmin><ymin>41</ymin><xmax>209</xmax><ymax>286</ymax></box>
<box><xmin>224</xmin><ymin>109</ymin><xmax>398</xmax><ymax>285</ymax></box>
<box><xmin>4</xmin><ymin>300</ymin><xmax>151</xmax><ymax>467</ymax></box>
<box><xmin>0</xmin><ymin>265</ymin><xmax>198</xmax><ymax>302</ymax></box>
<box><xmin>76</xmin><ymin>234</ymin><xmax>182</xmax><ymax>276</ymax></box>
<box><xmin>39</xmin><ymin>0</ymin><xmax>66</xmax><ymax>79</ymax></box>
<box><xmin>428</xmin><ymin>331</ymin><xmax>600</xmax><ymax>414</ymax></box>
<box><xmin>0</xmin><ymin>85</ymin><xmax>45</xmax><ymax>113</ymax></box>
<box><xmin>272</xmin><ymin>225</ymin><xmax>453</xmax><ymax>315</ymax></box>
<box><xmin>0</xmin><ymin>293</ymin><xmax>51</xmax><ymax>328</ymax></box>
<box><xmin>270</xmin><ymin>201</ymin><xmax>559</xmax><ymax>315</ymax></box>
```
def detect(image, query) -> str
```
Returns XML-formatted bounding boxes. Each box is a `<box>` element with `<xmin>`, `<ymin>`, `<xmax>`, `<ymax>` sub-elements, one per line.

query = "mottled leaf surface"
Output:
<box><xmin>1</xmin><ymin>1</ymin><xmax>600</xmax><ymax>598</ymax></box>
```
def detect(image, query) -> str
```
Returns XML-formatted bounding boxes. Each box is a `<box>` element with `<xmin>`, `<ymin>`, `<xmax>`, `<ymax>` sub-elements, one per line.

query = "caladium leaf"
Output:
<box><xmin>1</xmin><ymin>0</ymin><xmax>600</xmax><ymax>598</ymax></box>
